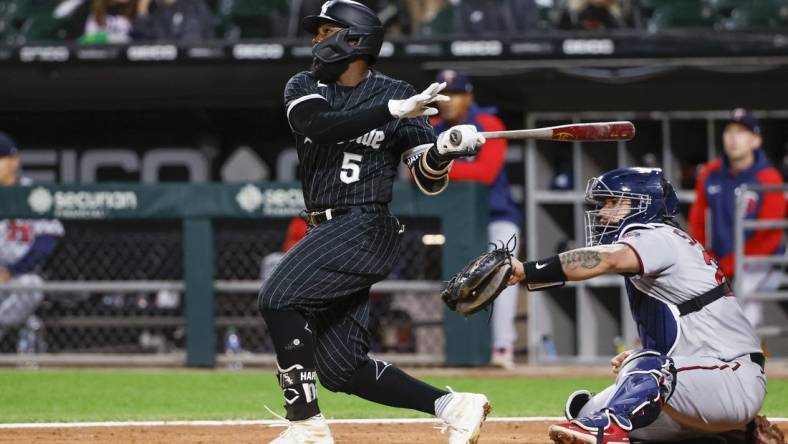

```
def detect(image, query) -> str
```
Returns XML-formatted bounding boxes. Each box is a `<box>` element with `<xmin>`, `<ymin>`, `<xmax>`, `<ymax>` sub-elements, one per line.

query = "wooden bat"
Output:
<box><xmin>450</xmin><ymin>121</ymin><xmax>635</xmax><ymax>144</ymax></box>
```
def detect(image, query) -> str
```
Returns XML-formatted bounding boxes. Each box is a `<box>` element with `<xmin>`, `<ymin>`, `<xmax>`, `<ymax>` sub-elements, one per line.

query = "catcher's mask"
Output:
<box><xmin>303</xmin><ymin>0</ymin><xmax>384</xmax><ymax>64</ymax></box>
<box><xmin>584</xmin><ymin>167</ymin><xmax>678</xmax><ymax>246</ymax></box>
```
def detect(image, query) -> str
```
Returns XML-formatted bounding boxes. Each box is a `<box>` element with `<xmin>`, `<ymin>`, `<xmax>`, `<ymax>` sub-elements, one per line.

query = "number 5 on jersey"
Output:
<box><xmin>340</xmin><ymin>152</ymin><xmax>362</xmax><ymax>184</ymax></box>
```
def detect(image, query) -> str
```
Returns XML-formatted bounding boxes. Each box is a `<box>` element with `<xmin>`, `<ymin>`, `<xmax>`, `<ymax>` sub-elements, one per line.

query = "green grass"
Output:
<box><xmin>0</xmin><ymin>370</ymin><xmax>785</xmax><ymax>423</ymax></box>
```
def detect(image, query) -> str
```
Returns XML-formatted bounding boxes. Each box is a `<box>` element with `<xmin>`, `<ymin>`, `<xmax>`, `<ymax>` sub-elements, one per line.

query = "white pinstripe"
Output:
<box><xmin>272</xmin><ymin>69</ymin><xmax>434</xmax><ymax>389</ymax></box>
<box><xmin>283</xmin><ymin>71</ymin><xmax>436</xmax><ymax>209</ymax></box>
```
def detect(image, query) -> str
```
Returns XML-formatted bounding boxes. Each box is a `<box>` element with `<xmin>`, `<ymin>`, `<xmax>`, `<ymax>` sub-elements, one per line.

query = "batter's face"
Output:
<box><xmin>723</xmin><ymin>123</ymin><xmax>761</xmax><ymax>163</ymax></box>
<box><xmin>438</xmin><ymin>92</ymin><xmax>473</xmax><ymax>125</ymax></box>
<box><xmin>312</xmin><ymin>22</ymin><xmax>345</xmax><ymax>45</ymax></box>
<box><xmin>0</xmin><ymin>155</ymin><xmax>19</xmax><ymax>186</ymax></box>
<box><xmin>598</xmin><ymin>197</ymin><xmax>632</xmax><ymax>225</ymax></box>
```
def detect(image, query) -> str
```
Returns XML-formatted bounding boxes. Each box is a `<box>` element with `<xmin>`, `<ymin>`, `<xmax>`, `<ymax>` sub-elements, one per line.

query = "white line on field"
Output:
<box><xmin>0</xmin><ymin>417</ymin><xmax>556</xmax><ymax>429</ymax></box>
<box><xmin>0</xmin><ymin>417</ymin><xmax>786</xmax><ymax>429</ymax></box>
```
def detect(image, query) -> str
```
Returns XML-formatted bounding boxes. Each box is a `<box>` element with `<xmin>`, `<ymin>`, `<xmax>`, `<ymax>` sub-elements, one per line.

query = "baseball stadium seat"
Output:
<box><xmin>641</xmin><ymin>0</ymin><xmax>716</xmax><ymax>30</ymax></box>
<box><xmin>7</xmin><ymin>0</ymin><xmax>66</xmax><ymax>42</ymax></box>
<box><xmin>218</xmin><ymin>0</ymin><xmax>289</xmax><ymax>39</ymax></box>
<box><xmin>726</xmin><ymin>0</ymin><xmax>788</xmax><ymax>30</ymax></box>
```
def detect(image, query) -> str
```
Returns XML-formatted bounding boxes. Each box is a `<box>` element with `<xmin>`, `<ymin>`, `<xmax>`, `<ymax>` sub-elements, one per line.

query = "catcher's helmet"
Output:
<box><xmin>302</xmin><ymin>0</ymin><xmax>384</xmax><ymax>64</ymax></box>
<box><xmin>584</xmin><ymin>167</ymin><xmax>678</xmax><ymax>246</ymax></box>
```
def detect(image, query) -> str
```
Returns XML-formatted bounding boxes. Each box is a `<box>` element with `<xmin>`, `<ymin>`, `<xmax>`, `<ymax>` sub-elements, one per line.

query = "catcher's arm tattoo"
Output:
<box><xmin>509</xmin><ymin>243</ymin><xmax>641</xmax><ymax>284</ymax></box>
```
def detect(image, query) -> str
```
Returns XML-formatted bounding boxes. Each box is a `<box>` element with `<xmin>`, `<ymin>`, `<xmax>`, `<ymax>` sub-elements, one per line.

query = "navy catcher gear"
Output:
<box><xmin>303</xmin><ymin>0</ymin><xmax>384</xmax><ymax>64</ymax></box>
<box><xmin>572</xmin><ymin>350</ymin><xmax>676</xmax><ymax>434</ymax></box>
<box><xmin>584</xmin><ymin>167</ymin><xmax>679</xmax><ymax>246</ymax></box>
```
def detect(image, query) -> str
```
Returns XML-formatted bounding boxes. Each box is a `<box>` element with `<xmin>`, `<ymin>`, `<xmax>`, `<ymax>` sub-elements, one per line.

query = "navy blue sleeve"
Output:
<box><xmin>8</xmin><ymin>235</ymin><xmax>60</xmax><ymax>276</ymax></box>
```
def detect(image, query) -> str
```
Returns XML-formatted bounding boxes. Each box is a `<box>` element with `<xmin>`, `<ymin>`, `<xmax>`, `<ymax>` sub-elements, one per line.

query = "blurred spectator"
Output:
<box><xmin>559</xmin><ymin>0</ymin><xmax>631</xmax><ymax>31</ymax></box>
<box><xmin>688</xmin><ymin>109</ymin><xmax>786</xmax><ymax>329</ymax></box>
<box><xmin>431</xmin><ymin>70</ymin><xmax>522</xmax><ymax>369</ymax></box>
<box><xmin>0</xmin><ymin>132</ymin><xmax>65</xmax><ymax>351</ymax></box>
<box><xmin>402</xmin><ymin>0</ymin><xmax>445</xmax><ymax>35</ymax></box>
<box><xmin>82</xmin><ymin>0</ymin><xmax>138</xmax><ymax>44</ymax></box>
<box><xmin>132</xmin><ymin>0</ymin><xmax>214</xmax><ymax>42</ymax></box>
<box><xmin>421</xmin><ymin>0</ymin><xmax>538</xmax><ymax>36</ymax></box>
<box><xmin>217</xmin><ymin>0</ymin><xmax>287</xmax><ymax>39</ymax></box>
<box><xmin>54</xmin><ymin>0</ymin><xmax>92</xmax><ymax>41</ymax></box>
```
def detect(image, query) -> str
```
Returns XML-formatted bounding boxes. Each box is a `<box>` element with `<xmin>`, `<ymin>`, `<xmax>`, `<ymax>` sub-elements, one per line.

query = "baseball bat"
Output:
<box><xmin>449</xmin><ymin>121</ymin><xmax>635</xmax><ymax>144</ymax></box>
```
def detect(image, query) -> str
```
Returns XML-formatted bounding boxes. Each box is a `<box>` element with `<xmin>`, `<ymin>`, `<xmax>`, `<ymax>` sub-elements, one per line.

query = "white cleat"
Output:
<box><xmin>438</xmin><ymin>390</ymin><xmax>492</xmax><ymax>444</ymax></box>
<box><xmin>267</xmin><ymin>413</ymin><xmax>335</xmax><ymax>444</ymax></box>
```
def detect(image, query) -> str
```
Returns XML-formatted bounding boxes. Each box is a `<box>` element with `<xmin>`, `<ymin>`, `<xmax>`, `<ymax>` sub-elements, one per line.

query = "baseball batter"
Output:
<box><xmin>508</xmin><ymin>167</ymin><xmax>775</xmax><ymax>443</ymax></box>
<box><xmin>258</xmin><ymin>2</ymin><xmax>490</xmax><ymax>443</ymax></box>
<box><xmin>0</xmin><ymin>133</ymin><xmax>64</xmax><ymax>346</ymax></box>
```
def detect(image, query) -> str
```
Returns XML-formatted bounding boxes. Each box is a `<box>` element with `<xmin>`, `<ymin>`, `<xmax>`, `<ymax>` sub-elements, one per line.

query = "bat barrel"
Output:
<box><xmin>551</xmin><ymin>121</ymin><xmax>635</xmax><ymax>141</ymax></box>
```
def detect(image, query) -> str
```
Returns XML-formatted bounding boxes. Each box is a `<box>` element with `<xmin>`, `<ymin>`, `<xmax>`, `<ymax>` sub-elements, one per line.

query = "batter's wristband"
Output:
<box><xmin>426</xmin><ymin>146</ymin><xmax>453</xmax><ymax>171</ymax></box>
<box><xmin>524</xmin><ymin>255</ymin><xmax>567</xmax><ymax>284</ymax></box>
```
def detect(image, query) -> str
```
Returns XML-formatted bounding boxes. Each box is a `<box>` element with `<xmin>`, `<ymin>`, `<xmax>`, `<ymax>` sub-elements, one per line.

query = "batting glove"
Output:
<box><xmin>388</xmin><ymin>82</ymin><xmax>449</xmax><ymax>119</ymax></box>
<box><xmin>435</xmin><ymin>124</ymin><xmax>486</xmax><ymax>159</ymax></box>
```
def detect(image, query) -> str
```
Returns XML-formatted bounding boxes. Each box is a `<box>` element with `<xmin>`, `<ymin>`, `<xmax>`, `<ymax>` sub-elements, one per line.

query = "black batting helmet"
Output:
<box><xmin>302</xmin><ymin>0</ymin><xmax>384</xmax><ymax>64</ymax></box>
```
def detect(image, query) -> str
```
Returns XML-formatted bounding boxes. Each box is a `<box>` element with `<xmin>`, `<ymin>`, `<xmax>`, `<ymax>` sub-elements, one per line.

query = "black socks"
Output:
<box><xmin>340</xmin><ymin>359</ymin><xmax>448</xmax><ymax>415</ymax></box>
<box><xmin>261</xmin><ymin>309</ymin><xmax>320</xmax><ymax>421</ymax></box>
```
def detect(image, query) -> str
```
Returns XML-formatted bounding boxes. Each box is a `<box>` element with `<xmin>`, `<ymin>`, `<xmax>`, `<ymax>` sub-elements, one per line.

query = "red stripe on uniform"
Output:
<box><xmin>677</xmin><ymin>362</ymin><xmax>741</xmax><ymax>372</ymax></box>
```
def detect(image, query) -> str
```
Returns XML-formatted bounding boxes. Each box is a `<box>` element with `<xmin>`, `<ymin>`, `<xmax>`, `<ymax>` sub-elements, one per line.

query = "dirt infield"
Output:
<box><xmin>3</xmin><ymin>421</ymin><xmax>787</xmax><ymax>444</ymax></box>
<box><xmin>0</xmin><ymin>421</ymin><xmax>549</xmax><ymax>444</ymax></box>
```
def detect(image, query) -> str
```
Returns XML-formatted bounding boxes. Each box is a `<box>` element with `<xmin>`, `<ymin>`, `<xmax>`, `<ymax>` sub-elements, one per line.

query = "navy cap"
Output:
<box><xmin>0</xmin><ymin>132</ymin><xmax>17</xmax><ymax>157</ymax></box>
<box><xmin>726</xmin><ymin>108</ymin><xmax>761</xmax><ymax>134</ymax></box>
<box><xmin>436</xmin><ymin>69</ymin><xmax>473</xmax><ymax>93</ymax></box>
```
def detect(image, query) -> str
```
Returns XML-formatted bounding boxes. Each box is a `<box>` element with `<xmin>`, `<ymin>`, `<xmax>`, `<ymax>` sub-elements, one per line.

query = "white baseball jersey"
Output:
<box><xmin>616</xmin><ymin>223</ymin><xmax>761</xmax><ymax>360</ymax></box>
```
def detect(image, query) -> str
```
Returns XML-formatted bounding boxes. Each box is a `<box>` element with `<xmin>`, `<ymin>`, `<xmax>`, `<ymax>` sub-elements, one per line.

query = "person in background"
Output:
<box><xmin>559</xmin><ymin>0</ymin><xmax>629</xmax><ymax>31</ymax></box>
<box><xmin>82</xmin><ymin>0</ymin><xmax>138</xmax><ymax>44</ymax></box>
<box><xmin>431</xmin><ymin>69</ymin><xmax>522</xmax><ymax>369</ymax></box>
<box><xmin>260</xmin><ymin>217</ymin><xmax>309</xmax><ymax>290</ymax></box>
<box><xmin>132</xmin><ymin>0</ymin><xmax>215</xmax><ymax>43</ymax></box>
<box><xmin>0</xmin><ymin>132</ymin><xmax>64</xmax><ymax>350</ymax></box>
<box><xmin>689</xmin><ymin>108</ymin><xmax>786</xmax><ymax>331</ymax></box>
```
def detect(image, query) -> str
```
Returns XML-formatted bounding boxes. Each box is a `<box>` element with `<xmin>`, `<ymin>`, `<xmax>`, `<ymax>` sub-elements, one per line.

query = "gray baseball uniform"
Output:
<box><xmin>578</xmin><ymin>223</ymin><xmax>765</xmax><ymax>440</ymax></box>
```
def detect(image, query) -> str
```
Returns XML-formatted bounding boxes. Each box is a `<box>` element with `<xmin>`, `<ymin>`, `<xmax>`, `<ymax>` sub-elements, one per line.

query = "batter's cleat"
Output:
<box><xmin>267</xmin><ymin>413</ymin><xmax>334</xmax><ymax>444</ymax></box>
<box><xmin>438</xmin><ymin>390</ymin><xmax>492</xmax><ymax>444</ymax></box>
<box><xmin>549</xmin><ymin>420</ymin><xmax>629</xmax><ymax>444</ymax></box>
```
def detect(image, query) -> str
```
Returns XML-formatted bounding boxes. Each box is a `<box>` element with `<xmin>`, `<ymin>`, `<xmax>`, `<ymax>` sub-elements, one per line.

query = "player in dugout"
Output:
<box><xmin>431</xmin><ymin>69</ymin><xmax>522</xmax><ymax>369</ymax></box>
<box><xmin>689</xmin><ymin>108</ymin><xmax>786</xmax><ymax>333</ymax></box>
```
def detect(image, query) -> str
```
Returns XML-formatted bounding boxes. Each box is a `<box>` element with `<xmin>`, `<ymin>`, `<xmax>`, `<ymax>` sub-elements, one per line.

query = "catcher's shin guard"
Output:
<box><xmin>565</xmin><ymin>389</ymin><xmax>594</xmax><ymax>420</ymax></box>
<box><xmin>277</xmin><ymin>362</ymin><xmax>321</xmax><ymax>421</ymax></box>
<box><xmin>574</xmin><ymin>350</ymin><xmax>676</xmax><ymax>433</ymax></box>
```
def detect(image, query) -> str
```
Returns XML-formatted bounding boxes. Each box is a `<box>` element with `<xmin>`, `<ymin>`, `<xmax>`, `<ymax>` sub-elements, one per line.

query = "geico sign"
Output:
<box><xmin>450</xmin><ymin>41</ymin><xmax>503</xmax><ymax>56</ymax></box>
<box><xmin>562</xmin><ymin>39</ymin><xmax>615</xmax><ymax>55</ymax></box>
<box><xmin>22</xmin><ymin>148</ymin><xmax>209</xmax><ymax>183</ymax></box>
<box><xmin>19</xmin><ymin>46</ymin><xmax>70</xmax><ymax>62</ymax></box>
<box><xmin>127</xmin><ymin>45</ymin><xmax>178</xmax><ymax>61</ymax></box>
<box><xmin>233</xmin><ymin>44</ymin><xmax>285</xmax><ymax>60</ymax></box>
<box><xmin>20</xmin><ymin>147</ymin><xmax>303</xmax><ymax>184</ymax></box>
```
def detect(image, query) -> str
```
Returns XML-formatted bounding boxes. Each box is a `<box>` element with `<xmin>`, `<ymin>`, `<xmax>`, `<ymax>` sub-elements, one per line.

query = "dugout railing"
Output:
<box><xmin>0</xmin><ymin>182</ymin><xmax>490</xmax><ymax>368</ymax></box>
<box><xmin>734</xmin><ymin>183</ymin><xmax>788</xmax><ymax>353</ymax></box>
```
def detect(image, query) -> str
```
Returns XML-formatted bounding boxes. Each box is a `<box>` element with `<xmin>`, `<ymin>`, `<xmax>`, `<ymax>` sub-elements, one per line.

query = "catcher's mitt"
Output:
<box><xmin>441</xmin><ymin>240</ymin><xmax>514</xmax><ymax>316</ymax></box>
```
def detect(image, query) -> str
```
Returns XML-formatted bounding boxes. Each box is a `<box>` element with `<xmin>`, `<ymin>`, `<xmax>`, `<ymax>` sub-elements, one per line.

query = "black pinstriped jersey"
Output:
<box><xmin>284</xmin><ymin>70</ymin><xmax>436</xmax><ymax>210</ymax></box>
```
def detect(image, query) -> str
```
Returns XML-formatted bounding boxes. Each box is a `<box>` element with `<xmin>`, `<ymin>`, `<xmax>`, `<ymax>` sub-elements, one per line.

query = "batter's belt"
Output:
<box><xmin>305</xmin><ymin>203</ymin><xmax>389</xmax><ymax>227</ymax></box>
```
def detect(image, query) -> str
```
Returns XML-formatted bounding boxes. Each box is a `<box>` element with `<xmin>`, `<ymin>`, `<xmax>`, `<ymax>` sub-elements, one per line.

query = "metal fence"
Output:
<box><xmin>0</xmin><ymin>216</ymin><xmax>446</xmax><ymax>366</ymax></box>
<box><xmin>733</xmin><ymin>183</ymin><xmax>788</xmax><ymax>356</ymax></box>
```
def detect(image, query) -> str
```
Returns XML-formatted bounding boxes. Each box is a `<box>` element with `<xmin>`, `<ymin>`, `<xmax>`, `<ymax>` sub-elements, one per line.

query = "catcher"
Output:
<box><xmin>443</xmin><ymin>167</ymin><xmax>784</xmax><ymax>444</ymax></box>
